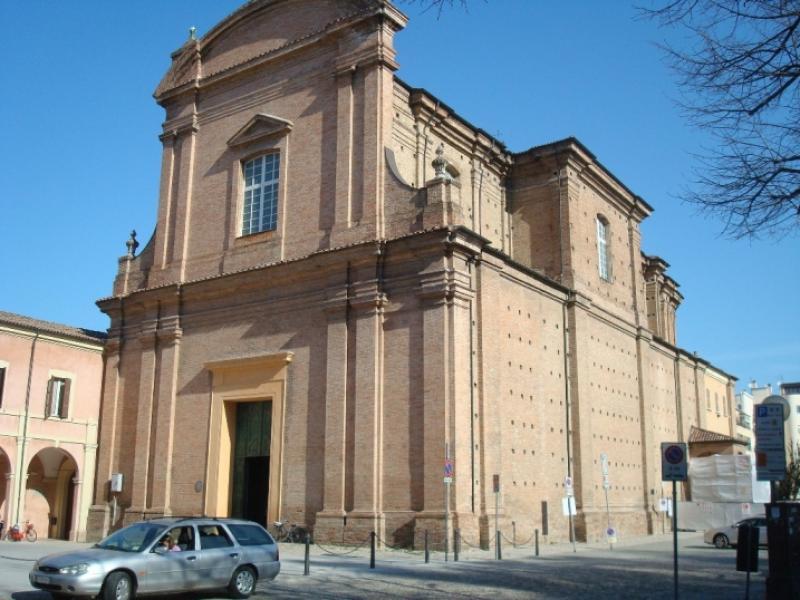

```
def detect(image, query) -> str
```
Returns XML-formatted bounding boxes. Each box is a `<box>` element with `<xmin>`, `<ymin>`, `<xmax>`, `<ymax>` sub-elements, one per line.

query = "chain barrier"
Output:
<box><xmin>458</xmin><ymin>535</ymin><xmax>486</xmax><ymax>550</ymax></box>
<box><xmin>501</xmin><ymin>532</ymin><xmax>535</xmax><ymax>548</ymax></box>
<box><xmin>313</xmin><ymin>535</ymin><xmax>372</xmax><ymax>557</ymax></box>
<box><xmin>375</xmin><ymin>535</ymin><xmax>425</xmax><ymax>554</ymax></box>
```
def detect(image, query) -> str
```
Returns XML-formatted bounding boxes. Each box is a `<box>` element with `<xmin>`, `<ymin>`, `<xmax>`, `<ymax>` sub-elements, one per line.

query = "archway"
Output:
<box><xmin>25</xmin><ymin>448</ymin><xmax>78</xmax><ymax>540</ymax></box>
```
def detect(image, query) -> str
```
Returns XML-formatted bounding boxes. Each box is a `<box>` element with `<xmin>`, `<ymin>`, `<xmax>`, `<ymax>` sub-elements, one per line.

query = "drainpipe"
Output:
<box><xmin>467</xmin><ymin>256</ymin><xmax>477</xmax><ymax>512</ymax></box>
<box><xmin>16</xmin><ymin>329</ymin><xmax>40</xmax><ymax>524</ymax></box>
<box><xmin>562</xmin><ymin>298</ymin><xmax>577</xmax><ymax>549</ymax></box>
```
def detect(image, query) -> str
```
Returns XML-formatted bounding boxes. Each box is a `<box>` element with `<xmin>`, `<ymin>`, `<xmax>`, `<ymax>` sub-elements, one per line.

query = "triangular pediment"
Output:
<box><xmin>227</xmin><ymin>114</ymin><xmax>293</xmax><ymax>147</ymax></box>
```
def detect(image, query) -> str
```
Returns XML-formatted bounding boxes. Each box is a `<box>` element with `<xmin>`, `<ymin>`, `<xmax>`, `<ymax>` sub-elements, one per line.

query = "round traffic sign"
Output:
<box><xmin>664</xmin><ymin>445</ymin><xmax>684</xmax><ymax>465</ymax></box>
<box><xmin>763</xmin><ymin>395</ymin><xmax>790</xmax><ymax>421</ymax></box>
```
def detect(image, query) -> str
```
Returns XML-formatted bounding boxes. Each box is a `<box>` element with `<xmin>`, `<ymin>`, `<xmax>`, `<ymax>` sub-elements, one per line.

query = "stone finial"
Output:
<box><xmin>189</xmin><ymin>26</ymin><xmax>197</xmax><ymax>40</ymax></box>
<box><xmin>125</xmin><ymin>230</ymin><xmax>139</xmax><ymax>258</ymax></box>
<box><xmin>432</xmin><ymin>143</ymin><xmax>449</xmax><ymax>179</ymax></box>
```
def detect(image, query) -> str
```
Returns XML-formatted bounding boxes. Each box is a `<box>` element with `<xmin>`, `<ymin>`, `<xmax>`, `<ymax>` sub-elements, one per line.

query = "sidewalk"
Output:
<box><xmin>275</xmin><ymin>529</ymin><xmax>698</xmax><ymax>566</ymax></box>
<box><xmin>0</xmin><ymin>538</ymin><xmax>91</xmax><ymax>562</ymax></box>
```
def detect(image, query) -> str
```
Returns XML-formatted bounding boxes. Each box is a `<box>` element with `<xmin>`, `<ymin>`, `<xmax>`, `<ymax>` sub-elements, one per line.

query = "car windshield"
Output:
<box><xmin>95</xmin><ymin>522</ymin><xmax>165</xmax><ymax>553</ymax></box>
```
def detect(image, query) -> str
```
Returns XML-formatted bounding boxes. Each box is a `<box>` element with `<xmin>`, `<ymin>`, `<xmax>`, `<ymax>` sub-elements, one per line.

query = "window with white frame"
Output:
<box><xmin>46</xmin><ymin>376</ymin><xmax>70</xmax><ymax>419</ymax></box>
<box><xmin>596</xmin><ymin>216</ymin><xmax>611</xmax><ymax>281</ymax></box>
<box><xmin>241</xmin><ymin>153</ymin><xmax>280</xmax><ymax>236</ymax></box>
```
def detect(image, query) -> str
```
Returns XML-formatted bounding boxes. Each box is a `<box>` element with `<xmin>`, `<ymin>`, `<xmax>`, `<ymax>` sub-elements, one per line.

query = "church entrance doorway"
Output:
<box><xmin>230</xmin><ymin>401</ymin><xmax>272</xmax><ymax>527</ymax></box>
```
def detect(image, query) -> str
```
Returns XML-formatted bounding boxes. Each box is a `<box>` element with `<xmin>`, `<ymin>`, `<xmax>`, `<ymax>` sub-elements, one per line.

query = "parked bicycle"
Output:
<box><xmin>273</xmin><ymin>521</ymin><xmax>308</xmax><ymax>543</ymax></box>
<box><xmin>4</xmin><ymin>520</ymin><xmax>37</xmax><ymax>542</ymax></box>
<box><xmin>6</xmin><ymin>521</ymin><xmax>37</xmax><ymax>542</ymax></box>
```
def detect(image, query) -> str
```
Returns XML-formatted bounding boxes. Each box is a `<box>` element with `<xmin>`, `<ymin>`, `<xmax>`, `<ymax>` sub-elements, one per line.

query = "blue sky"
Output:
<box><xmin>1</xmin><ymin>1</ymin><xmax>797</xmax><ymax>392</ymax></box>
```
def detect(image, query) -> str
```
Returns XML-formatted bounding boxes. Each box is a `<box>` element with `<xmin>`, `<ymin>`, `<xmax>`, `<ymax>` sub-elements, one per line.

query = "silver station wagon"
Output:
<box><xmin>29</xmin><ymin>517</ymin><xmax>280</xmax><ymax>599</ymax></box>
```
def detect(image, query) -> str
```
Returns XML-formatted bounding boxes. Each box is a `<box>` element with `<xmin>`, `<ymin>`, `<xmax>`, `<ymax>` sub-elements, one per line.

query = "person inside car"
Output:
<box><xmin>160</xmin><ymin>534</ymin><xmax>181</xmax><ymax>552</ymax></box>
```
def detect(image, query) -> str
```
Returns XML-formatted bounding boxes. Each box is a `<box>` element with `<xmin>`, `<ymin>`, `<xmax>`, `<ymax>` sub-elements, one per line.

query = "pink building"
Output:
<box><xmin>0</xmin><ymin>311</ymin><xmax>105</xmax><ymax>541</ymax></box>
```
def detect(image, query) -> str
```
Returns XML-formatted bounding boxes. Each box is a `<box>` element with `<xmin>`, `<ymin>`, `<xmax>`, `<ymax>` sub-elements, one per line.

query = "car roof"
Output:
<box><xmin>139</xmin><ymin>517</ymin><xmax>262</xmax><ymax>527</ymax></box>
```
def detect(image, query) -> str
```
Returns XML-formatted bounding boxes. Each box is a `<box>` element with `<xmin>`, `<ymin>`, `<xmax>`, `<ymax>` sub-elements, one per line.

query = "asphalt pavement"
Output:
<box><xmin>0</xmin><ymin>531</ymin><xmax>766</xmax><ymax>599</ymax></box>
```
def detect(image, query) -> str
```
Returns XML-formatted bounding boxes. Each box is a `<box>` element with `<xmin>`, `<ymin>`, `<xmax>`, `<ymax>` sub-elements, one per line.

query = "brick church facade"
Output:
<box><xmin>87</xmin><ymin>0</ymin><xmax>736</xmax><ymax>545</ymax></box>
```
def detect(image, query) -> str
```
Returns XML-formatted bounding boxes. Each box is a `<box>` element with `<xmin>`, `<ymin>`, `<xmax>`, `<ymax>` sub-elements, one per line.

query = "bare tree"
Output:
<box><xmin>642</xmin><ymin>1</ymin><xmax>800</xmax><ymax>238</ymax></box>
<box><xmin>401</xmin><ymin>0</ymin><xmax>468</xmax><ymax>16</ymax></box>
<box><xmin>778</xmin><ymin>442</ymin><xmax>800</xmax><ymax>500</ymax></box>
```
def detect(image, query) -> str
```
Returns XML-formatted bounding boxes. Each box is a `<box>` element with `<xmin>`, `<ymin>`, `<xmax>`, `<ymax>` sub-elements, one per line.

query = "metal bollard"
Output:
<box><xmin>454</xmin><ymin>528</ymin><xmax>460</xmax><ymax>562</ymax></box>
<box><xmin>370</xmin><ymin>531</ymin><xmax>376</xmax><ymax>569</ymax></box>
<box><xmin>425</xmin><ymin>529</ymin><xmax>430</xmax><ymax>563</ymax></box>
<box><xmin>303</xmin><ymin>533</ymin><xmax>310</xmax><ymax>576</ymax></box>
<box><xmin>535</xmin><ymin>528</ymin><xmax>540</xmax><ymax>557</ymax></box>
<box><xmin>497</xmin><ymin>531</ymin><xmax>502</xmax><ymax>560</ymax></box>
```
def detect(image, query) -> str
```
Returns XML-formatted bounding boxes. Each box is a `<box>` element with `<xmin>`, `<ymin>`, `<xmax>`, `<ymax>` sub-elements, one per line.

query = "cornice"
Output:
<box><xmin>205</xmin><ymin>351</ymin><xmax>294</xmax><ymax>373</ymax></box>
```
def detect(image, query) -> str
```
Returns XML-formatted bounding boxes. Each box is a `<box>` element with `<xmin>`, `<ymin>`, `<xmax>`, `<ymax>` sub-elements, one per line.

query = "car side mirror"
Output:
<box><xmin>153</xmin><ymin>545</ymin><xmax>168</xmax><ymax>555</ymax></box>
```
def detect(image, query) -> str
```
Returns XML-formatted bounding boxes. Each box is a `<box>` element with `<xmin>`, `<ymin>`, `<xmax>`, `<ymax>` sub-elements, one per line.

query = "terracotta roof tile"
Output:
<box><xmin>0</xmin><ymin>310</ymin><xmax>106</xmax><ymax>344</ymax></box>
<box><xmin>688</xmin><ymin>425</ymin><xmax>744</xmax><ymax>444</ymax></box>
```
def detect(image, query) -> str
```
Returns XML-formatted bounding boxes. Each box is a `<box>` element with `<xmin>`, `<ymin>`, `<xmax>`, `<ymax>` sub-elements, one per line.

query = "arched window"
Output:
<box><xmin>596</xmin><ymin>216</ymin><xmax>611</xmax><ymax>281</ymax></box>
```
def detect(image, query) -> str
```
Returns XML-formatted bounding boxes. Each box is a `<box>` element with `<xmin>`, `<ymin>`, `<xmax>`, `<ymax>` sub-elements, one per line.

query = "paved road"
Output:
<box><xmin>0</xmin><ymin>532</ymin><xmax>765</xmax><ymax>599</ymax></box>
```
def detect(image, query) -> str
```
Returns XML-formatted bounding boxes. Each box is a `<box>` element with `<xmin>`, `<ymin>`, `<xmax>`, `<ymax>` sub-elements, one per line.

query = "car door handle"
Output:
<box><xmin>185</xmin><ymin>556</ymin><xmax>197</xmax><ymax>561</ymax></box>
<box><xmin>229</xmin><ymin>553</ymin><xmax>239</xmax><ymax>559</ymax></box>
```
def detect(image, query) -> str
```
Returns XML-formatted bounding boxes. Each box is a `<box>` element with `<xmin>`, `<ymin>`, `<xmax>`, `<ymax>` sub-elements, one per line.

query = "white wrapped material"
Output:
<box><xmin>688</xmin><ymin>454</ymin><xmax>770</xmax><ymax>502</ymax></box>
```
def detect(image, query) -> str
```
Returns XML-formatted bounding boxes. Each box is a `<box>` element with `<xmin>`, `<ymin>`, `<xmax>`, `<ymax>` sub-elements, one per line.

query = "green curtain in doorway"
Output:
<box><xmin>230</xmin><ymin>401</ymin><xmax>272</xmax><ymax>519</ymax></box>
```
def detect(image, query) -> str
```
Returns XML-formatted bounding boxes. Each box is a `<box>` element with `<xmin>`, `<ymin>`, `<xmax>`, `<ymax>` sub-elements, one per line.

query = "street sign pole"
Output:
<box><xmin>493</xmin><ymin>474</ymin><xmax>500</xmax><ymax>560</ymax></box>
<box><xmin>564</xmin><ymin>476</ymin><xmax>577</xmax><ymax>553</ymax></box>
<box><xmin>661</xmin><ymin>442</ymin><xmax>687</xmax><ymax>600</ymax></box>
<box><xmin>601</xmin><ymin>453</ymin><xmax>612</xmax><ymax>550</ymax></box>
<box><xmin>444</xmin><ymin>443</ymin><xmax>451</xmax><ymax>562</ymax></box>
<box><xmin>672</xmin><ymin>479</ymin><xmax>678</xmax><ymax>600</ymax></box>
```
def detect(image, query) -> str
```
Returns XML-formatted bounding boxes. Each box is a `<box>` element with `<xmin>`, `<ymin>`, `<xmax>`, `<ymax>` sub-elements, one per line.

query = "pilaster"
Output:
<box><xmin>147</xmin><ymin>318</ymin><xmax>183</xmax><ymax>514</ymax></box>
<box><xmin>635</xmin><ymin>328</ymin><xmax>658</xmax><ymax>533</ymax></box>
<box><xmin>343</xmin><ymin>282</ymin><xmax>386</xmax><ymax>540</ymax></box>
<box><xmin>316</xmin><ymin>289</ymin><xmax>350</xmax><ymax>539</ymax></box>
<box><xmin>128</xmin><ymin>322</ymin><xmax>158</xmax><ymax>515</ymax></box>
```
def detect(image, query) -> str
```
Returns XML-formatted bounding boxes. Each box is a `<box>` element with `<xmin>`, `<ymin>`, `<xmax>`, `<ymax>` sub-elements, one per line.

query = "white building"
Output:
<box><xmin>781</xmin><ymin>381</ymin><xmax>800</xmax><ymax>455</ymax></box>
<box><xmin>734</xmin><ymin>389</ymin><xmax>754</xmax><ymax>450</ymax></box>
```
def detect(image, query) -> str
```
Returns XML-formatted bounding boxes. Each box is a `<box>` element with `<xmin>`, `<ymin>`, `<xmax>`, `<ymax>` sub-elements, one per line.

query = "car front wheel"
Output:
<box><xmin>228</xmin><ymin>565</ymin><xmax>256</xmax><ymax>599</ymax></box>
<box><xmin>713</xmin><ymin>534</ymin><xmax>729</xmax><ymax>549</ymax></box>
<box><xmin>102</xmin><ymin>571</ymin><xmax>134</xmax><ymax>600</ymax></box>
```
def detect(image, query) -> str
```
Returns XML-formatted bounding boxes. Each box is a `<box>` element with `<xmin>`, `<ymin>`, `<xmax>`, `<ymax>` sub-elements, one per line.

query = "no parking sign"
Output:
<box><xmin>661</xmin><ymin>442</ymin><xmax>688</xmax><ymax>481</ymax></box>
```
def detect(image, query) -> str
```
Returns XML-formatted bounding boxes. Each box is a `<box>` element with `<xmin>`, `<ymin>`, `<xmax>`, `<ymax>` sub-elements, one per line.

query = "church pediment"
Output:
<box><xmin>227</xmin><ymin>114</ymin><xmax>293</xmax><ymax>147</ymax></box>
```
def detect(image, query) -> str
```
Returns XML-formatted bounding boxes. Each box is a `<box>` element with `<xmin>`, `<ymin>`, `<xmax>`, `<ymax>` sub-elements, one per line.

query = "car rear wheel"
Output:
<box><xmin>228</xmin><ymin>565</ymin><xmax>256</xmax><ymax>599</ymax></box>
<box><xmin>102</xmin><ymin>571</ymin><xmax>133</xmax><ymax>600</ymax></box>
<box><xmin>713</xmin><ymin>534</ymin><xmax>729</xmax><ymax>549</ymax></box>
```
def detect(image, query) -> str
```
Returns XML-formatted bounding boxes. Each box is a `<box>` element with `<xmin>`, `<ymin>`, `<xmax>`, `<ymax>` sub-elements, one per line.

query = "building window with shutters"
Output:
<box><xmin>596</xmin><ymin>216</ymin><xmax>612</xmax><ymax>281</ymax></box>
<box><xmin>46</xmin><ymin>376</ymin><xmax>71</xmax><ymax>419</ymax></box>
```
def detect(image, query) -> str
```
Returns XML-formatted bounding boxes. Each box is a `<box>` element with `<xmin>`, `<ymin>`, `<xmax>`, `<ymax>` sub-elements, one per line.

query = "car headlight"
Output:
<box><xmin>32</xmin><ymin>561</ymin><xmax>39</xmax><ymax>571</ymax></box>
<box><xmin>59</xmin><ymin>563</ymin><xmax>90</xmax><ymax>575</ymax></box>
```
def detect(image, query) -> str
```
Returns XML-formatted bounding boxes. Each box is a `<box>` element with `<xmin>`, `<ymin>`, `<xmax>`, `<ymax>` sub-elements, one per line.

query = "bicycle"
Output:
<box><xmin>273</xmin><ymin>521</ymin><xmax>308</xmax><ymax>543</ymax></box>
<box><xmin>4</xmin><ymin>520</ymin><xmax>37</xmax><ymax>542</ymax></box>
